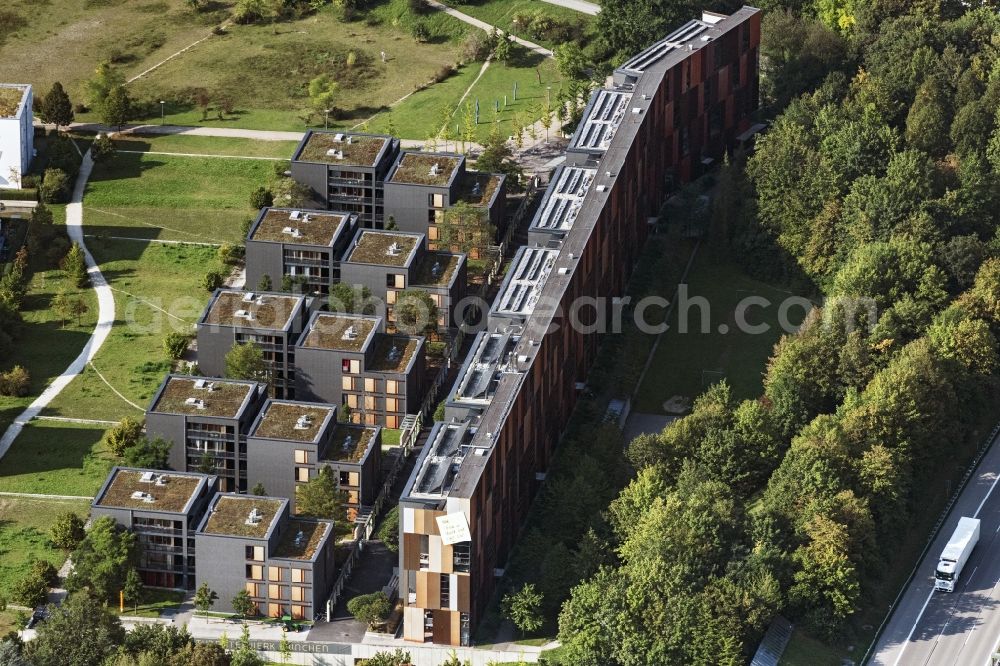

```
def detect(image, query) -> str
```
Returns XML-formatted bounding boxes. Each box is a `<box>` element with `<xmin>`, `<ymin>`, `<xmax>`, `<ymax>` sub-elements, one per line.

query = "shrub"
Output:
<box><xmin>50</xmin><ymin>512</ymin><xmax>86</xmax><ymax>550</ymax></box>
<box><xmin>0</xmin><ymin>365</ymin><xmax>30</xmax><ymax>396</ymax></box>
<box><xmin>46</xmin><ymin>135</ymin><xmax>81</xmax><ymax>177</ymax></box>
<box><xmin>347</xmin><ymin>592</ymin><xmax>392</xmax><ymax>629</ymax></box>
<box><xmin>272</xmin><ymin>160</ymin><xmax>290</xmax><ymax>178</ymax></box>
<box><xmin>91</xmin><ymin>133</ymin><xmax>116</xmax><ymax>161</ymax></box>
<box><xmin>105</xmin><ymin>416</ymin><xmax>144</xmax><ymax>457</ymax></box>
<box><xmin>203</xmin><ymin>270</ymin><xmax>225</xmax><ymax>292</ymax></box>
<box><xmin>407</xmin><ymin>0</ymin><xmax>429</xmax><ymax>14</ymax></box>
<box><xmin>432</xmin><ymin>65</ymin><xmax>456</xmax><ymax>84</ymax></box>
<box><xmin>248</xmin><ymin>186</ymin><xmax>273</xmax><ymax>209</ymax></box>
<box><xmin>11</xmin><ymin>565</ymin><xmax>52</xmax><ymax>608</ymax></box>
<box><xmin>462</xmin><ymin>30</ymin><xmax>492</xmax><ymax>62</ymax></box>
<box><xmin>410</xmin><ymin>20</ymin><xmax>430</xmax><ymax>43</ymax></box>
<box><xmin>376</xmin><ymin>505</ymin><xmax>400</xmax><ymax>553</ymax></box>
<box><xmin>31</xmin><ymin>561</ymin><xmax>59</xmax><ymax>587</ymax></box>
<box><xmin>164</xmin><ymin>332</ymin><xmax>191</xmax><ymax>360</ymax></box>
<box><xmin>61</xmin><ymin>243</ymin><xmax>89</xmax><ymax>288</ymax></box>
<box><xmin>40</xmin><ymin>168</ymin><xmax>70</xmax><ymax>204</ymax></box>
<box><xmin>218</xmin><ymin>243</ymin><xmax>245</xmax><ymax>265</ymax></box>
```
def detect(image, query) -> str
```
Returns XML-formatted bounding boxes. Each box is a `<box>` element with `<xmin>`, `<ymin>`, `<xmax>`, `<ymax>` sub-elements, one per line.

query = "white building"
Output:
<box><xmin>0</xmin><ymin>84</ymin><xmax>33</xmax><ymax>190</ymax></box>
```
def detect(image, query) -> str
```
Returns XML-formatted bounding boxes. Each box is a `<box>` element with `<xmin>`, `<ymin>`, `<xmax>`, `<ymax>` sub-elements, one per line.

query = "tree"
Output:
<box><xmin>194</xmin><ymin>582</ymin><xmax>219</xmax><ymax>613</ymax></box>
<box><xmin>11</xmin><ymin>567</ymin><xmax>50</xmax><ymax>608</ymax></box>
<box><xmin>26</xmin><ymin>593</ymin><xmax>124</xmax><ymax>666</ymax></box>
<box><xmin>50</xmin><ymin>512</ymin><xmax>86</xmax><ymax>550</ymax></box>
<box><xmin>257</xmin><ymin>274</ymin><xmax>273</xmax><ymax>291</ymax></box>
<box><xmin>164</xmin><ymin>332</ymin><xmax>191</xmax><ymax>360</ymax></box>
<box><xmin>436</xmin><ymin>202</ymin><xmax>497</xmax><ymax>257</ymax></box>
<box><xmin>0</xmin><ymin>366</ymin><xmax>30</xmax><ymax>397</ymax></box>
<box><xmin>203</xmin><ymin>269</ymin><xmax>225</xmax><ymax>292</ymax></box>
<box><xmin>492</xmin><ymin>28</ymin><xmax>512</xmax><ymax>64</ymax></box>
<box><xmin>905</xmin><ymin>75</ymin><xmax>952</xmax><ymax>156</ymax></box>
<box><xmin>346</xmin><ymin>592</ymin><xmax>391</xmax><ymax>629</ymax></box>
<box><xmin>85</xmin><ymin>62</ymin><xmax>125</xmax><ymax>108</ymax></box>
<box><xmin>248</xmin><ymin>187</ymin><xmax>274</xmax><ymax>210</ymax></box>
<box><xmin>251</xmin><ymin>482</ymin><xmax>267</xmax><ymax>496</ymax></box>
<box><xmin>329</xmin><ymin>283</ymin><xmax>373</xmax><ymax>314</ymax></box>
<box><xmin>105</xmin><ymin>416</ymin><xmax>143</xmax><ymax>457</ymax></box>
<box><xmin>40</xmin><ymin>82</ymin><xmax>74</xmax><ymax>129</ymax></box>
<box><xmin>278</xmin><ymin>630</ymin><xmax>291</xmax><ymax>664</ymax></box>
<box><xmin>554</xmin><ymin>42</ymin><xmax>589</xmax><ymax>81</ymax></box>
<box><xmin>362</xmin><ymin>649</ymin><xmax>412</xmax><ymax>666</ymax></box>
<box><xmin>62</xmin><ymin>243</ymin><xmax>89</xmax><ymax>288</ymax></box>
<box><xmin>69</xmin><ymin>295</ymin><xmax>89</xmax><ymax>326</ymax></box>
<box><xmin>393</xmin><ymin>289</ymin><xmax>438</xmax><ymax>335</ymax></box>
<box><xmin>307</xmin><ymin>74</ymin><xmax>337</xmax><ymax>115</ymax></box>
<box><xmin>123</xmin><ymin>436</ymin><xmax>171</xmax><ymax>469</ymax></box>
<box><xmin>231</xmin><ymin>589</ymin><xmax>255</xmax><ymax>619</ymax></box>
<box><xmin>295</xmin><ymin>465</ymin><xmax>350</xmax><ymax>538</ymax></box>
<box><xmin>502</xmin><ymin>583</ymin><xmax>544</xmax><ymax>635</ymax></box>
<box><xmin>123</xmin><ymin>567</ymin><xmax>143</xmax><ymax>614</ymax></box>
<box><xmin>122</xmin><ymin>623</ymin><xmax>193</xmax><ymax>661</ymax></box>
<box><xmin>475</xmin><ymin>124</ymin><xmax>522</xmax><ymax>184</ymax></box>
<box><xmin>0</xmin><ymin>640</ymin><xmax>28</xmax><ymax>666</ymax></box>
<box><xmin>376</xmin><ymin>505</ymin><xmax>399</xmax><ymax>553</ymax></box>
<box><xmin>101</xmin><ymin>85</ymin><xmax>132</xmax><ymax>131</ymax></box>
<box><xmin>52</xmin><ymin>291</ymin><xmax>71</xmax><ymax>328</ymax></box>
<box><xmin>66</xmin><ymin>516</ymin><xmax>136</xmax><ymax>602</ymax></box>
<box><xmin>40</xmin><ymin>168</ymin><xmax>71</xmax><ymax>204</ymax></box>
<box><xmin>224</xmin><ymin>342</ymin><xmax>269</xmax><ymax>383</ymax></box>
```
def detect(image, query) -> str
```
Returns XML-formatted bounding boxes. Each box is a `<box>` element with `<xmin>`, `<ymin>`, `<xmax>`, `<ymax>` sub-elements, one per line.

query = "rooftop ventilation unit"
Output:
<box><xmin>294</xmin><ymin>530</ymin><xmax>305</xmax><ymax>547</ymax></box>
<box><xmin>302</xmin><ymin>214</ymin><xmax>312</xmax><ymax>223</ymax></box>
<box><xmin>130</xmin><ymin>491</ymin><xmax>156</xmax><ymax>503</ymax></box>
<box><xmin>289</xmin><ymin>211</ymin><xmax>301</xmax><ymax>221</ymax></box>
<box><xmin>429</xmin><ymin>163</ymin><xmax>440</xmax><ymax>176</ymax></box>
<box><xmin>342</xmin><ymin>435</ymin><xmax>353</xmax><ymax>451</ymax></box>
<box><xmin>234</xmin><ymin>309</ymin><xmax>253</xmax><ymax>321</ymax></box>
<box><xmin>388</xmin><ymin>345</ymin><xmax>402</xmax><ymax>362</ymax></box>
<box><xmin>139</xmin><ymin>471</ymin><xmax>156</xmax><ymax>483</ymax></box>
<box><xmin>245</xmin><ymin>508</ymin><xmax>263</xmax><ymax>525</ymax></box>
<box><xmin>472</xmin><ymin>181</ymin><xmax>482</xmax><ymax>196</ymax></box>
<box><xmin>386</xmin><ymin>242</ymin><xmax>401</xmax><ymax>256</ymax></box>
<box><xmin>185</xmin><ymin>397</ymin><xmax>206</xmax><ymax>409</ymax></box>
<box><xmin>342</xmin><ymin>325</ymin><xmax>358</xmax><ymax>341</ymax></box>
<box><xmin>243</xmin><ymin>292</ymin><xmax>256</xmax><ymax>303</ymax></box>
<box><xmin>282</xmin><ymin>227</ymin><xmax>302</xmax><ymax>238</ymax></box>
<box><xmin>346</xmin><ymin>136</ymin><xmax>353</xmax><ymax>144</ymax></box>
<box><xmin>193</xmin><ymin>379</ymin><xmax>215</xmax><ymax>391</ymax></box>
<box><xmin>596</xmin><ymin>185</ymin><xmax>608</xmax><ymax>192</ymax></box>
<box><xmin>431</xmin><ymin>261</ymin><xmax>442</xmax><ymax>278</ymax></box>
<box><xmin>558</xmin><ymin>267</ymin><xmax>570</xmax><ymax>275</ymax></box>
<box><xmin>154</xmin><ymin>475</ymin><xmax>168</xmax><ymax>486</ymax></box>
<box><xmin>333</xmin><ymin>133</ymin><xmax>345</xmax><ymax>142</ymax></box>
<box><xmin>294</xmin><ymin>414</ymin><xmax>314</xmax><ymax>430</ymax></box>
<box><xmin>326</xmin><ymin>149</ymin><xmax>344</xmax><ymax>159</ymax></box>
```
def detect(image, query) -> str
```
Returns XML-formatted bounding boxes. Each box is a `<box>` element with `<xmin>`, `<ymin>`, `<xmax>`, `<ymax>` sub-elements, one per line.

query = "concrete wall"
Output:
<box><xmin>195</xmin><ymin>326</ymin><xmax>237</xmax><ymax>378</ymax></box>
<box><xmin>385</xmin><ymin>182</ymin><xmax>447</xmax><ymax>236</ymax></box>
<box><xmin>244</xmin><ymin>240</ymin><xmax>285</xmax><ymax>293</ymax></box>
<box><xmin>293</xmin><ymin>345</ymin><xmax>360</xmax><ymax>406</ymax></box>
<box><xmin>245</xmin><ymin>437</ymin><xmax>319</xmax><ymax>512</ymax></box>
<box><xmin>146</xmin><ymin>412</ymin><xmax>190</xmax><ymax>472</ymax></box>
<box><xmin>0</xmin><ymin>87</ymin><xmax>31</xmax><ymax>190</ymax></box>
<box><xmin>289</xmin><ymin>162</ymin><xmax>329</xmax><ymax>210</ymax></box>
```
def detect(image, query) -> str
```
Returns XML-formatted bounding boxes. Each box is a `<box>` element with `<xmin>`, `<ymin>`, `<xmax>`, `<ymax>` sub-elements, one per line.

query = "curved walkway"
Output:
<box><xmin>425</xmin><ymin>0</ymin><xmax>553</xmax><ymax>58</ymax></box>
<box><xmin>0</xmin><ymin>150</ymin><xmax>116</xmax><ymax>460</ymax></box>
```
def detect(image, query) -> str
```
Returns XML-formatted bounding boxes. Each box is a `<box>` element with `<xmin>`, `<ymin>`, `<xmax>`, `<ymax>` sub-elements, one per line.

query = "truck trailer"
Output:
<box><xmin>935</xmin><ymin>516</ymin><xmax>980</xmax><ymax>592</ymax></box>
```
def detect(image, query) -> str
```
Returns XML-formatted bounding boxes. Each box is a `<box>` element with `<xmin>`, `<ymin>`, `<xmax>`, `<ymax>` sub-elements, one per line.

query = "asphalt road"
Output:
<box><xmin>870</xmin><ymin>428</ymin><xmax>1000</xmax><ymax>666</ymax></box>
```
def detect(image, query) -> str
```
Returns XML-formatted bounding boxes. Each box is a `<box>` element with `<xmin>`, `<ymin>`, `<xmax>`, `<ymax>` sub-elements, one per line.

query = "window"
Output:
<box><xmin>292</xmin><ymin>604</ymin><xmax>305</xmax><ymax>619</ymax></box>
<box><xmin>246</xmin><ymin>582</ymin><xmax>261</xmax><ymax>597</ymax></box>
<box><xmin>294</xmin><ymin>449</ymin><xmax>308</xmax><ymax>464</ymax></box>
<box><xmin>268</xmin><ymin>584</ymin><xmax>282</xmax><ymax>599</ymax></box>
<box><xmin>342</xmin><ymin>376</ymin><xmax>354</xmax><ymax>391</ymax></box>
<box><xmin>364</xmin><ymin>395</ymin><xmax>376</xmax><ymax>410</ymax></box>
<box><xmin>453</xmin><ymin>542</ymin><xmax>471</xmax><ymax>573</ymax></box>
<box><xmin>292</xmin><ymin>586</ymin><xmax>305</xmax><ymax>602</ymax></box>
<box><xmin>268</xmin><ymin>603</ymin><xmax>284</xmax><ymax>618</ymax></box>
<box><xmin>428</xmin><ymin>226</ymin><xmax>439</xmax><ymax>241</ymax></box>
<box><xmin>386</xmin><ymin>397</ymin><xmax>399</xmax><ymax>413</ymax></box>
<box><xmin>296</xmin><ymin>467</ymin><xmax>310</xmax><ymax>482</ymax></box>
<box><xmin>430</xmin><ymin>293</ymin><xmax>442</xmax><ymax>307</ymax></box>
<box><xmin>440</xmin><ymin>574</ymin><xmax>451</xmax><ymax>607</ymax></box>
<box><xmin>387</xmin><ymin>274</ymin><xmax>405</xmax><ymax>289</ymax></box>
<box><xmin>364</xmin><ymin>377</ymin><xmax>377</xmax><ymax>392</ymax></box>
<box><xmin>347</xmin><ymin>394</ymin><xmax>358</xmax><ymax>409</ymax></box>
<box><xmin>246</xmin><ymin>546</ymin><xmax>264</xmax><ymax>562</ymax></box>
<box><xmin>341</xmin><ymin>359</ymin><xmax>350</xmax><ymax>373</ymax></box>
<box><xmin>386</xmin><ymin>414</ymin><xmax>400</xmax><ymax>429</ymax></box>
<box><xmin>430</xmin><ymin>193</ymin><xmax>445</xmax><ymax>208</ymax></box>
<box><xmin>246</xmin><ymin>565</ymin><xmax>264</xmax><ymax>580</ymax></box>
<box><xmin>268</xmin><ymin>567</ymin><xmax>282</xmax><ymax>582</ymax></box>
<box><xmin>349</xmin><ymin>359</ymin><xmax>360</xmax><ymax>374</ymax></box>
<box><xmin>386</xmin><ymin>290</ymin><xmax>397</xmax><ymax>305</ymax></box>
<box><xmin>732</xmin><ymin>60</ymin><xmax>741</xmax><ymax>88</ymax></box>
<box><xmin>386</xmin><ymin>380</ymin><xmax>399</xmax><ymax>394</ymax></box>
<box><xmin>292</xmin><ymin>568</ymin><xmax>306</xmax><ymax>584</ymax></box>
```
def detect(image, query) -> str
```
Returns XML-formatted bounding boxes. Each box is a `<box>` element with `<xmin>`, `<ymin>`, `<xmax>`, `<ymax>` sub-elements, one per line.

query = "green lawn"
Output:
<box><xmin>367</xmin><ymin>48</ymin><xmax>562</xmax><ymax>143</ymax></box>
<box><xmin>442</xmin><ymin>0</ymin><xmax>591</xmax><ymax>49</ymax></box>
<box><xmin>110</xmin><ymin>134</ymin><xmax>301</xmax><ymax>159</ymax></box>
<box><xmin>634</xmin><ymin>247</ymin><xmax>811</xmax><ymax>411</ymax></box>
<box><xmin>0</xmin><ymin>497</ymin><xmax>91</xmax><ymax>599</ymax></box>
<box><xmin>0</xmin><ymin>212</ymin><xmax>97</xmax><ymax>434</ymax></box>
<box><xmin>83</xmin><ymin>151</ymin><xmax>272</xmax><ymax>243</ymax></box>
<box><xmin>116</xmin><ymin>588</ymin><xmax>186</xmax><ymax>618</ymax></box>
<box><xmin>0</xmin><ymin>421</ymin><xmax>111</xmax><ymax>496</ymax></box>
<box><xmin>44</xmin><ymin>239</ymin><xmax>225</xmax><ymax>421</ymax></box>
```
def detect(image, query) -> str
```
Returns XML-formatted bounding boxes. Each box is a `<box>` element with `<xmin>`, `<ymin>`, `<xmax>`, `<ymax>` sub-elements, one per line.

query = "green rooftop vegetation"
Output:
<box><xmin>297</xmin><ymin>132</ymin><xmax>389</xmax><ymax>167</ymax></box>
<box><xmin>413</xmin><ymin>252</ymin><xmax>461</xmax><ymax>287</ymax></box>
<box><xmin>96</xmin><ymin>470</ymin><xmax>203</xmax><ymax>513</ymax></box>
<box><xmin>390</xmin><ymin>153</ymin><xmax>461</xmax><ymax>186</ymax></box>
<box><xmin>347</xmin><ymin>231</ymin><xmax>419</xmax><ymax>267</ymax></box>
<box><xmin>152</xmin><ymin>377</ymin><xmax>254</xmax><ymax>419</ymax></box>
<box><xmin>252</xmin><ymin>402</ymin><xmax>335</xmax><ymax>443</ymax></box>
<box><xmin>251</xmin><ymin>209</ymin><xmax>348</xmax><ymax>246</ymax></box>
<box><xmin>202</xmin><ymin>496</ymin><xmax>283</xmax><ymax>538</ymax></box>
<box><xmin>274</xmin><ymin>519</ymin><xmax>330</xmax><ymax>560</ymax></box>
<box><xmin>300</xmin><ymin>314</ymin><xmax>377</xmax><ymax>352</ymax></box>
<box><xmin>324</xmin><ymin>426</ymin><xmax>375</xmax><ymax>463</ymax></box>
<box><xmin>370</xmin><ymin>335</ymin><xmax>420</xmax><ymax>373</ymax></box>
<box><xmin>0</xmin><ymin>86</ymin><xmax>25</xmax><ymax>117</ymax></box>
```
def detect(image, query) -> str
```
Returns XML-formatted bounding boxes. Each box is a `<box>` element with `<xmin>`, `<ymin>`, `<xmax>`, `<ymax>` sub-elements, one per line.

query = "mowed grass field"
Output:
<box><xmin>0</xmin><ymin>421</ymin><xmax>111</xmax><ymax>495</ymax></box>
<box><xmin>43</xmin><ymin>238</ymin><xmax>225</xmax><ymax>421</ymax></box>
<box><xmin>83</xmin><ymin>150</ymin><xmax>272</xmax><ymax>243</ymax></box>
<box><xmin>441</xmin><ymin>0</ymin><xmax>590</xmax><ymax>49</ymax></box>
<box><xmin>110</xmin><ymin>134</ymin><xmax>301</xmax><ymax>159</ymax></box>
<box><xmin>634</xmin><ymin>247</ymin><xmax>812</xmax><ymax>412</ymax></box>
<box><xmin>0</xmin><ymin>497</ymin><xmax>92</xmax><ymax>597</ymax></box>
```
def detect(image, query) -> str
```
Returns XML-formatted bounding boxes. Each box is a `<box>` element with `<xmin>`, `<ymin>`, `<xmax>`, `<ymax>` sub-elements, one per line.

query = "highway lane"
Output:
<box><xmin>871</xmin><ymin>429</ymin><xmax>1000</xmax><ymax>666</ymax></box>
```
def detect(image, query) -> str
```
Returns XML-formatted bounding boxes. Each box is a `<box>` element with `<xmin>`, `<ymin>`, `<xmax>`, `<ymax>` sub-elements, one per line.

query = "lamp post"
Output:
<box><xmin>160</xmin><ymin>101</ymin><xmax>165</xmax><ymax>126</ymax></box>
<box><xmin>546</xmin><ymin>86</ymin><xmax>551</xmax><ymax>107</ymax></box>
<box><xmin>325</xmin><ymin>109</ymin><xmax>331</xmax><ymax>130</ymax></box>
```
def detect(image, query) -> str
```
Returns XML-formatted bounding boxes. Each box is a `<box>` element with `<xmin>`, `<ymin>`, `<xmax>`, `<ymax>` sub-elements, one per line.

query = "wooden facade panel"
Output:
<box><xmin>432</xmin><ymin>610</ymin><xmax>454</xmax><ymax>645</ymax></box>
<box><xmin>403</xmin><ymin>532</ymin><xmax>422</xmax><ymax>570</ymax></box>
<box><xmin>456</xmin><ymin>573</ymin><xmax>471</xmax><ymax>612</ymax></box>
<box><xmin>416</xmin><ymin>571</ymin><xmax>441</xmax><ymax>610</ymax></box>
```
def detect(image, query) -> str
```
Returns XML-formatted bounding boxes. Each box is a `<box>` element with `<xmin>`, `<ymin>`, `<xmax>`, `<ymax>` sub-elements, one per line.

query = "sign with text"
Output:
<box><xmin>436</xmin><ymin>512</ymin><xmax>472</xmax><ymax>545</ymax></box>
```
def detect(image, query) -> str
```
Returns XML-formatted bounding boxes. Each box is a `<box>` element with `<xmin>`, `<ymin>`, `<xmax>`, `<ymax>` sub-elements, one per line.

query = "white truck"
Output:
<box><xmin>935</xmin><ymin>516</ymin><xmax>980</xmax><ymax>592</ymax></box>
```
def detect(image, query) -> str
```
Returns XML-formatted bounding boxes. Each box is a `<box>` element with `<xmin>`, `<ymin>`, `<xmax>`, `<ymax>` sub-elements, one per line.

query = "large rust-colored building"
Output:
<box><xmin>397</xmin><ymin>7</ymin><xmax>761</xmax><ymax>645</ymax></box>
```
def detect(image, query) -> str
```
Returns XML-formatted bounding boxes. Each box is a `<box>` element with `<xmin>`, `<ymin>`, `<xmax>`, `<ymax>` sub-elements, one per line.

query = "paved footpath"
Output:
<box><xmin>425</xmin><ymin>0</ymin><xmax>553</xmax><ymax>57</ymax></box>
<box><xmin>541</xmin><ymin>0</ymin><xmax>600</xmax><ymax>14</ymax></box>
<box><xmin>0</xmin><ymin>151</ymin><xmax>115</xmax><ymax>461</ymax></box>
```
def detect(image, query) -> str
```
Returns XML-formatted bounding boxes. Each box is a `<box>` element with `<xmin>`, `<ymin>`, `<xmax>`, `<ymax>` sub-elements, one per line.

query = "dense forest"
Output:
<box><xmin>550</xmin><ymin>0</ymin><xmax>1000</xmax><ymax>663</ymax></box>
